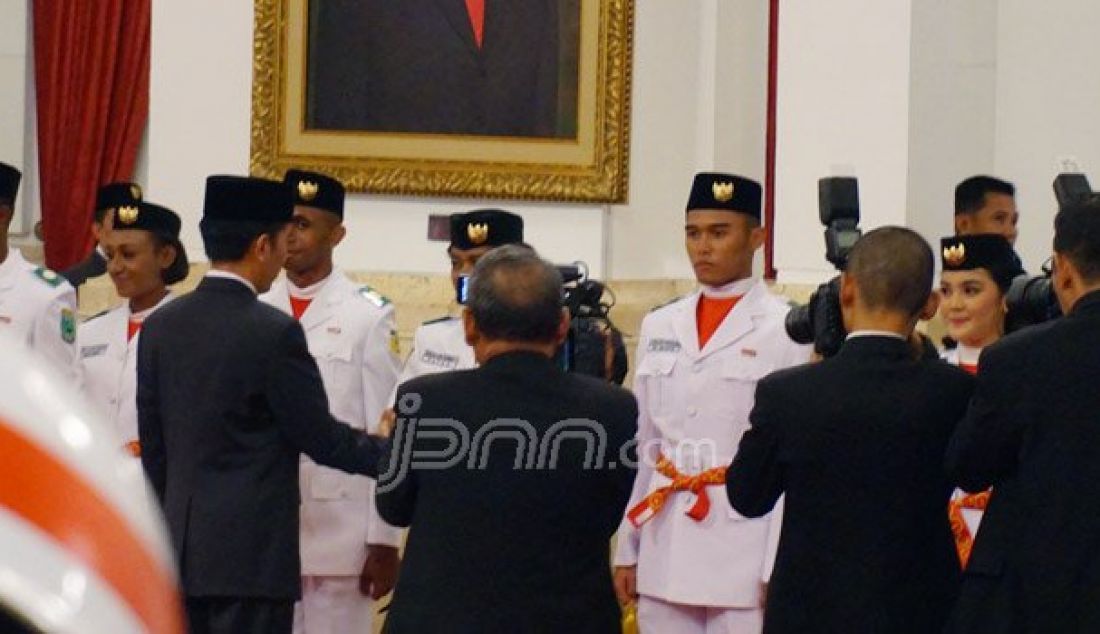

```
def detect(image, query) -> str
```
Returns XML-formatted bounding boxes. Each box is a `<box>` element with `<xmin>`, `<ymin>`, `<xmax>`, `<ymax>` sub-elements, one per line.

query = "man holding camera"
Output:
<box><xmin>397</xmin><ymin>209</ymin><xmax>524</xmax><ymax>382</ymax></box>
<box><xmin>726</xmin><ymin>227</ymin><xmax>974</xmax><ymax>634</ymax></box>
<box><xmin>946</xmin><ymin>197</ymin><xmax>1100</xmax><ymax>632</ymax></box>
<box><xmin>612</xmin><ymin>173</ymin><xmax>809</xmax><ymax>633</ymax></box>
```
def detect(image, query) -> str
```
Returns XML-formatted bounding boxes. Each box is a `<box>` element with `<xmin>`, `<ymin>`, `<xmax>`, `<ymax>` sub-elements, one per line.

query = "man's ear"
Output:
<box><xmin>954</xmin><ymin>215</ymin><xmax>970</xmax><ymax>235</ymax></box>
<box><xmin>252</xmin><ymin>232</ymin><xmax>271</xmax><ymax>260</ymax></box>
<box><xmin>919</xmin><ymin>290</ymin><xmax>941</xmax><ymax>321</ymax></box>
<box><xmin>554</xmin><ymin>308</ymin><xmax>571</xmax><ymax>347</ymax></box>
<box><xmin>330</xmin><ymin>223</ymin><xmax>347</xmax><ymax>249</ymax></box>
<box><xmin>748</xmin><ymin>224</ymin><xmax>767</xmax><ymax>252</ymax></box>
<box><xmin>839</xmin><ymin>272</ymin><xmax>857</xmax><ymax>308</ymax></box>
<box><xmin>462</xmin><ymin>307</ymin><xmax>478</xmax><ymax>347</ymax></box>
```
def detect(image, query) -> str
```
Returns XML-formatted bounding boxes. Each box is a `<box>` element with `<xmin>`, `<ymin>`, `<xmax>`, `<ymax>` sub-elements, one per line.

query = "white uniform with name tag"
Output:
<box><xmin>0</xmin><ymin>249</ymin><xmax>78</xmax><ymax>383</ymax></box>
<box><xmin>78</xmin><ymin>294</ymin><xmax>174</xmax><ymax>452</ymax></box>
<box><xmin>614</xmin><ymin>278</ymin><xmax>810</xmax><ymax>633</ymax></box>
<box><xmin>396</xmin><ymin>314</ymin><xmax>476</xmax><ymax>386</ymax></box>
<box><xmin>262</xmin><ymin>271</ymin><xmax>402</xmax><ymax>634</ymax></box>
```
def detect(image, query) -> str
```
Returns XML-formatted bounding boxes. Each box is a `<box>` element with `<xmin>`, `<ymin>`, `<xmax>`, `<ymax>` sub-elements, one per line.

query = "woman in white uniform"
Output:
<box><xmin>937</xmin><ymin>233</ymin><xmax>1018</xmax><ymax>567</ymax></box>
<box><xmin>78</xmin><ymin>200</ymin><xmax>188</xmax><ymax>457</ymax></box>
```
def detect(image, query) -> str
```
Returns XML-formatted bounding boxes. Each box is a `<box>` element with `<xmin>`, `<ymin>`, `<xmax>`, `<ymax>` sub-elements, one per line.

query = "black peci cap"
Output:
<box><xmin>449</xmin><ymin>209</ymin><xmax>524</xmax><ymax>250</ymax></box>
<box><xmin>0</xmin><ymin>162</ymin><xmax>21</xmax><ymax>205</ymax></box>
<box><xmin>686</xmin><ymin>172</ymin><xmax>762</xmax><ymax>221</ymax></box>
<box><xmin>940</xmin><ymin>234</ymin><xmax>1020</xmax><ymax>292</ymax></box>
<box><xmin>96</xmin><ymin>182</ymin><xmax>143</xmax><ymax>211</ymax></box>
<box><xmin>202</xmin><ymin>175</ymin><xmax>293</xmax><ymax>225</ymax></box>
<box><xmin>284</xmin><ymin>169</ymin><xmax>345</xmax><ymax>218</ymax></box>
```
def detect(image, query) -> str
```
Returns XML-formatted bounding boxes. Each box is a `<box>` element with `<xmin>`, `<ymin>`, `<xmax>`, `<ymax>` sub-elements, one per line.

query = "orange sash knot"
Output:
<box><xmin>627</xmin><ymin>453</ymin><xmax>728</xmax><ymax>527</ymax></box>
<box><xmin>948</xmin><ymin>489</ymin><xmax>991</xmax><ymax>567</ymax></box>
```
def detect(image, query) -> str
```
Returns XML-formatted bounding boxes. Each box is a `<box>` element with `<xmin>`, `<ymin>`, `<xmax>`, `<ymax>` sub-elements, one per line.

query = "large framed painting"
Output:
<box><xmin>251</xmin><ymin>0</ymin><xmax>634</xmax><ymax>202</ymax></box>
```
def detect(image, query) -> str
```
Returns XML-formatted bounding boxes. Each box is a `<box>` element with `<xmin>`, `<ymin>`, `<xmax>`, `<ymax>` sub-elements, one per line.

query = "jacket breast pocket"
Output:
<box><xmin>311</xmin><ymin>334</ymin><xmax>361</xmax><ymax>418</ymax></box>
<box><xmin>636</xmin><ymin>354</ymin><xmax>677</xmax><ymax>417</ymax></box>
<box><xmin>310</xmin><ymin>466</ymin><xmax>358</xmax><ymax>501</ymax></box>
<box><xmin>717</xmin><ymin>358</ymin><xmax>774</xmax><ymax>424</ymax></box>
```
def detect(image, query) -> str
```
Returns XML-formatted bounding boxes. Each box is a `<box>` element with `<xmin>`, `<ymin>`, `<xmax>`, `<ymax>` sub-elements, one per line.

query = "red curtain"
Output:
<box><xmin>33</xmin><ymin>0</ymin><xmax>150</xmax><ymax>270</ymax></box>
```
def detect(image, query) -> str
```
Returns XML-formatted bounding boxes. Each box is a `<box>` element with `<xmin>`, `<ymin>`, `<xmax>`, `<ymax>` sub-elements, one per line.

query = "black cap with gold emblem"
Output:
<box><xmin>449</xmin><ymin>209</ymin><xmax>524</xmax><ymax>250</ymax></box>
<box><xmin>96</xmin><ymin>182</ymin><xmax>143</xmax><ymax>212</ymax></box>
<box><xmin>0</xmin><ymin>161</ymin><xmax>21</xmax><ymax>205</ymax></box>
<box><xmin>284</xmin><ymin>169</ymin><xmax>345</xmax><ymax>218</ymax></box>
<box><xmin>686</xmin><ymin>172</ymin><xmax>762</xmax><ymax>221</ymax></box>
<box><xmin>112</xmin><ymin>201</ymin><xmax>182</xmax><ymax>238</ymax></box>
<box><xmin>940</xmin><ymin>234</ymin><xmax>1019</xmax><ymax>292</ymax></box>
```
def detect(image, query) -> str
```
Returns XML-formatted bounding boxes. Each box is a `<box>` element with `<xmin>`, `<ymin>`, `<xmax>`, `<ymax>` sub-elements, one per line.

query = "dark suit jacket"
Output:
<box><xmin>728</xmin><ymin>336</ymin><xmax>974</xmax><ymax>634</ymax></box>
<box><xmin>137</xmin><ymin>276</ymin><xmax>385</xmax><ymax>599</ymax></box>
<box><xmin>60</xmin><ymin>249</ymin><xmax>106</xmax><ymax>288</ymax></box>
<box><xmin>376</xmin><ymin>351</ymin><xmax>637</xmax><ymax>634</ymax></box>
<box><xmin>945</xmin><ymin>290</ymin><xmax>1100</xmax><ymax>633</ymax></box>
<box><xmin>308</xmin><ymin>0</ymin><xmax>560</xmax><ymax>136</ymax></box>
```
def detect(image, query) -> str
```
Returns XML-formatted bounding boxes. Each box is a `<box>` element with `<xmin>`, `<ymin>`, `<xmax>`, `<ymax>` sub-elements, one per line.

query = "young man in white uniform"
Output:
<box><xmin>0</xmin><ymin>161</ymin><xmax>77</xmax><ymax>383</ymax></box>
<box><xmin>261</xmin><ymin>170</ymin><xmax>402</xmax><ymax>634</ymax></box>
<box><xmin>613</xmin><ymin>173</ymin><xmax>810</xmax><ymax>633</ymax></box>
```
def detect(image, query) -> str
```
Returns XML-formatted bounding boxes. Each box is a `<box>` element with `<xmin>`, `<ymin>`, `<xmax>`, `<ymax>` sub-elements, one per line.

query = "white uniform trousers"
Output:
<box><xmin>638</xmin><ymin>595</ymin><xmax>762</xmax><ymax>634</ymax></box>
<box><xmin>293</xmin><ymin>576</ymin><xmax>373</xmax><ymax>634</ymax></box>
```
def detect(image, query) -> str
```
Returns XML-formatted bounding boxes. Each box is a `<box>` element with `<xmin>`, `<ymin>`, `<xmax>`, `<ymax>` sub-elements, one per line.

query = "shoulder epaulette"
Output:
<box><xmin>421</xmin><ymin>315</ymin><xmax>455</xmax><ymax>326</ymax></box>
<box><xmin>32</xmin><ymin>266</ymin><xmax>65</xmax><ymax>288</ymax></box>
<box><xmin>84</xmin><ymin>308</ymin><xmax>110</xmax><ymax>322</ymax></box>
<box><xmin>358</xmin><ymin>285</ymin><xmax>390</xmax><ymax>308</ymax></box>
<box><xmin>649</xmin><ymin>294</ymin><xmax>685</xmax><ymax>313</ymax></box>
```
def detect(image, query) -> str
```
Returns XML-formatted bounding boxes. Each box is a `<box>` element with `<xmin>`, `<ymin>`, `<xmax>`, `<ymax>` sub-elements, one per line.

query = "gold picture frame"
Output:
<box><xmin>250</xmin><ymin>0</ymin><xmax>634</xmax><ymax>203</ymax></box>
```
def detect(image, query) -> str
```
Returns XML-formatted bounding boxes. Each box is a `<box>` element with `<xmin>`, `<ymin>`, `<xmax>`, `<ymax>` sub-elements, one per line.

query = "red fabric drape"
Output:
<box><xmin>33</xmin><ymin>0</ymin><xmax>150</xmax><ymax>270</ymax></box>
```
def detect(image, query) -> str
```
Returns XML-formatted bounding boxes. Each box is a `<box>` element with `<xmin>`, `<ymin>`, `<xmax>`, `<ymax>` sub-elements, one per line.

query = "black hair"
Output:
<box><xmin>467</xmin><ymin>245</ymin><xmax>564</xmax><ymax>343</ymax></box>
<box><xmin>847</xmin><ymin>226</ymin><xmax>934</xmax><ymax>317</ymax></box>
<box><xmin>955</xmin><ymin>176</ymin><xmax>1015</xmax><ymax>216</ymax></box>
<box><xmin>200</xmin><ymin>219</ymin><xmax>286</xmax><ymax>262</ymax></box>
<box><xmin>1054</xmin><ymin>196</ymin><xmax>1100</xmax><ymax>284</ymax></box>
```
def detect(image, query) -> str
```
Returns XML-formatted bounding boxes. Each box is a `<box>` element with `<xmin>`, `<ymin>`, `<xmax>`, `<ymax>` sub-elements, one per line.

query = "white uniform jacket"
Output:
<box><xmin>395</xmin><ymin>314</ymin><xmax>476</xmax><ymax>387</ymax></box>
<box><xmin>0</xmin><ymin>249</ymin><xmax>77</xmax><ymax>383</ymax></box>
<box><xmin>262</xmin><ymin>272</ymin><xmax>403</xmax><ymax>575</ymax></box>
<box><xmin>614</xmin><ymin>280</ymin><xmax>811</xmax><ymax>608</ymax></box>
<box><xmin>78</xmin><ymin>294</ymin><xmax>175</xmax><ymax>448</ymax></box>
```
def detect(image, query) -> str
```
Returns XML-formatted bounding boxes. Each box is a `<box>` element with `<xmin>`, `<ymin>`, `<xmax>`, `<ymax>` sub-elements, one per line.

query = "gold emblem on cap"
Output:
<box><xmin>130</xmin><ymin>184</ymin><xmax>142</xmax><ymax>200</ymax></box>
<box><xmin>943</xmin><ymin>243</ymin><xmax>967</xmax><ymax>267</ymax></box>
<box><xmin>712</xmin><ymin>181</ymin><xmax>734</xmax><ymax>203</ymax></box>
<box><xmin>297</xmin><ymin>180</ymin><xmax>319</xmax><ymax>202</ymax></box>
<box><xmin>117</xmin><ymin>205</ymin><xmax>140</xmax><ymax>225</ymax></box>
<box><xmin>467</xmin><ymin>222</ymin><xmax>489</xmax><ymax>245</ymax></box>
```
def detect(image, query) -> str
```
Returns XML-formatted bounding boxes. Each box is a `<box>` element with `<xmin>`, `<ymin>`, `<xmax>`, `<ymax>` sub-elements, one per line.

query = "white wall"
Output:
<box><xmin>994</xmin><ymin>0</ymin><xmax>1100</xmax><ymax>271</ymax></box>
<box><xmin>0</xmin><ymin>0</ymin><xmax>29</xmax><ymax>234</ymax></box>
<box><xmin>772</xmin><ymin>0</ymin><xmax>914</xmax><ymax>284</ymax></box>
<box><xmin>906</xmin><ymin>0</ymin><xmax>998</xmax><ymax>254</ymax></box>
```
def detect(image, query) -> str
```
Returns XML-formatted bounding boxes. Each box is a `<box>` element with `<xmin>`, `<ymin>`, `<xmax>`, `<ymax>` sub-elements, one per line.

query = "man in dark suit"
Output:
<box><xmin>945</xmin><ymin>198</ymin><xmax>1100</xmax><ymax>633</ymax></box>
<box><xmin>137</xmin><ymin>175</ymin><xmax>387</xmax><ymax>634</ymax></box>
<box><xmin>61</xmin><ymin>182</ymin><xmax>143</xmax><ymax>288</ymax></box>
<box><xmin>727</xmin><ymin>227</ymin><xmax>974</xmax><ymax>634</ymax></box>
<box><xmin>376</xmin><ymin>245</ymin><xmax>637</xmax><ymax>633</ymax></box>
<box><xmin>307</xmin><ymin>0</ymin><xmax>563</xmax><ymax>136</ymax></box>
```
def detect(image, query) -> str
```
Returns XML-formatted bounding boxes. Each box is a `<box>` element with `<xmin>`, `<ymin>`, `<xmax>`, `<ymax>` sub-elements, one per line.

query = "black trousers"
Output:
<box><xmin>185</xmin><ymin>596</ymin><xmax>293</xmax><ymax>634</ymax></box>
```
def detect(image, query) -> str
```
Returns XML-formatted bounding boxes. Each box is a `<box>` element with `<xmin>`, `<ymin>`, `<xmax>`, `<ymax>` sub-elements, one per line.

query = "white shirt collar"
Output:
<box><xmin>205</xmin><ymin>270</ymin><xmax>257</xmax><ymax>294</ymax></box>
<box><xmin>846</xmin><ymin>330</ymin><xmax>906</xmax><ymax>341</ymax></box>
<box><xmin>0</xmin><ymin>248</ymin><xmax>27</xmax><ymax>280</ymax></box>
<box><xmin>700</xmin><ymin>277</ymin><xmax>756</xmax><ymax>299</ymax></box>
<box><xmin>287</xmin><ymin>271</ymin><xmax>335</xmax><ymax>300</ymax></box>
<box><xmin>955</xmin><ymin>343</ymin><xmax>983</xmax><ymax>366</ymax></box>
